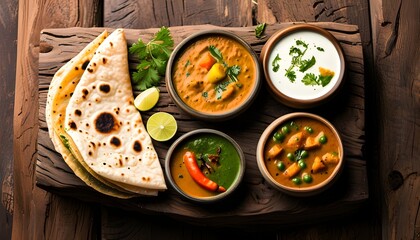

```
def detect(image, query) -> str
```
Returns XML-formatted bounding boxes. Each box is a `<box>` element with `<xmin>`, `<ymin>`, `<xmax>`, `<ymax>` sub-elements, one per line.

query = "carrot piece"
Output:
<box><xmin>198</xmin><ymin>52</ymin><xmax>216</xmax><ymax>70</ymax></box>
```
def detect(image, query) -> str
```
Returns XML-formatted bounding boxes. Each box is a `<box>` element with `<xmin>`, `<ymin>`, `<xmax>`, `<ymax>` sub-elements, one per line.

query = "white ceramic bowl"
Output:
<box><xmin>260</xmin><ymin>24</ymin><xmax>346</xmax><ymax>108</ymax></box>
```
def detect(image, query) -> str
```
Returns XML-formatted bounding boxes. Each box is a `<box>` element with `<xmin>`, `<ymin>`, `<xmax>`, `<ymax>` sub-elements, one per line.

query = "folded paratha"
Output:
<box><xmin>64</xmin><ymin>29</ymin><xmax>167</xmax><ymax>191</ymax></box>
<box><xmin>46</xmin><ymin>30</ymin><xmax>136</xmax><ymax>198</ymax></box>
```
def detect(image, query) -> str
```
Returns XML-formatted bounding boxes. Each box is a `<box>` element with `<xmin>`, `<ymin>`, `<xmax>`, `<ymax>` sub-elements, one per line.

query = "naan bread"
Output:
<box><xmin>64</xmin><ymin>29</ymin><xmax>167</xmax><ymax>191</ymax></box>
<box><xmin>46</xmin><ymin>30</ymin><xmax>136</xmax><ymax>198</ymax></box>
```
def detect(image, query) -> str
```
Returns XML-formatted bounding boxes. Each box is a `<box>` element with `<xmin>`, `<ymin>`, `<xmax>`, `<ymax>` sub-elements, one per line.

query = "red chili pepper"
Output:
<box><xmin>183</xmin><ymin>151</ymin><xmax>226</xmax><ymax>193</ymax></box>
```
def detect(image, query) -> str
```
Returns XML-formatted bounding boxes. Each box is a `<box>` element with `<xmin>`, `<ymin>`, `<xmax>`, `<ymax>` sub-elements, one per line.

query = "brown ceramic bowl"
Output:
<box><xmin>166</xmin><ymin>29</ymin><xmax>261</xmax><ymax>121</ymax></box>
<box><xmin>260</xmin><ymin>24</ymin><xmax>346</xmax><ymax>109</ymax></box>
<box><xmin>256</xmin><ymin>112</ymin><xmax>344</xmax><ymax>196</ymax></box>
<box><xmin>165</xmin><ymin>129</ymin><xmax>245</xmax><ymax>203</ymax></box>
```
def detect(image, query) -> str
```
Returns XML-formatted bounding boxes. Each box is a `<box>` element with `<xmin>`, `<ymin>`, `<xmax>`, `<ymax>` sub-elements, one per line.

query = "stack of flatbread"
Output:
<box><xmin>46</xmin><ymin>29</ymin><xmax>166</xmax><ymax>198</ymax></box>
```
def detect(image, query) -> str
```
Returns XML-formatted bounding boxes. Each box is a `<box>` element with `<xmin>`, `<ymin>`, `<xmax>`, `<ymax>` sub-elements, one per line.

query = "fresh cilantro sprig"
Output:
<box><xmin>129</xmin><ymin>27</ymin><xmax>174</xmax><ymax>90</ymax></box>
<box><xmin>255</xmin><ymin>23</ymin><xmax>267</xmax><ymax>39</ymax></box>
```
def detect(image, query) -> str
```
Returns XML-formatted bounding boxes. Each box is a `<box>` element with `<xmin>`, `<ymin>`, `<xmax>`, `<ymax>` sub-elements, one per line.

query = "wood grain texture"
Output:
<box><xmin>0</xmin><ymin>0</ymin><xmax>18</xmax><ymax>239</ymax></box>
<box><xmin>13</xmin><ymin>0</ymin><xmax>102</xmax><ymax>239</ymax></box>
<box><xmin>104</xmin><ymin>0</ymin><xmax>253</xmax><ymax>28</ymax></box>
<box><xmin>370</xmin><ymin>0</ymin><xmax>420</xmax><ymax>239</ymax></box>
<box><xmin>36</xmin><ymin>23</ymin><xmax>367</xmax><ymax>227</ymax></box>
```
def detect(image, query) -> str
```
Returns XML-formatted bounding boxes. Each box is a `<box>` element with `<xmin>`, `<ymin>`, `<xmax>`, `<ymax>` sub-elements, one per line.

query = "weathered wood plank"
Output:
<box><xmin>36</xmin><ymin>23</ymin><xmax>367</xmax><ymax>227</ymax></box>
<box><xmin>0</xmin><ymin>0</ymin><xmax>18</xmax><ymax>239</ymax></box>
<box><xmin>370</xmin><ymin>0</ymin><xmax>420</xmax><ymax>239</ymax></box>
<box><xmin>104</xmin><ymin>0</ymin><xmax>253</xmax><ymax>29</ymax></box>
<box><xmin>12</xmin><ymin>0</ymin><xmax>102</xmax><ymax>239</ymax></box>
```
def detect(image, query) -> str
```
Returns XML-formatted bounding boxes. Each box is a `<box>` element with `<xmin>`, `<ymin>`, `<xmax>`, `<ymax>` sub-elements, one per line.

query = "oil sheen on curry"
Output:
<box><xmin>172</xmin><ymin>35</ymin><xmax>256</xmax><ymax>114</ymax></box>
<box><xmin>264</xmin><ymin>117</ymin><xmax>341</xmax><ymax>188</ymax></box>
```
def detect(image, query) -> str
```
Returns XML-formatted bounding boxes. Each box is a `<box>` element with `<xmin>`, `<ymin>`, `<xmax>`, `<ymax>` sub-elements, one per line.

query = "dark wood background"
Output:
<box><xmin>1</xmin><ymin>0</ymin><xmax>419</xmax><ymax>239</ymax></box>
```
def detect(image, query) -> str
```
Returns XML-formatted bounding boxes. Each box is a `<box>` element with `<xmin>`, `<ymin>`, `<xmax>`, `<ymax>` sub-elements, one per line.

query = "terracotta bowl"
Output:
<box><xmin>260</xmin><ymin>24</ymin><xmax>346</xmax><ymax>109</ymax></box>
<box><xmin>165</xmin><ymin>129</ymin><xmax>245</xmax><ymax>203</ymax></box>
<box><xmin>256</xmin><ymin>112</ymin><xmax>344</xmax><ymax>196</ymax></box>
<box><xmin>166</xmin><ymin>29</ymin><xmax>262</xmax><ymax>121</ymax></box>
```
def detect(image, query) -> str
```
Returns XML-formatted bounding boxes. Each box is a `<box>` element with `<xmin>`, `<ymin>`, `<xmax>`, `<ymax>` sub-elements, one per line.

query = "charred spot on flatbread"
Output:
<box><xmin>133</xmin><ymin>141</ymin><xmax>142</xmax><ymax>152</ymax></box>
<box><xmin>82</xmin><ymin>89</ymin><xmax>89</xmax><ymax>98</ymax></box>
<box><xmin>74</xmin><ymin>109</ymin><xmax>82</xmax><ymax>116</ymax></box>
<box><xmin>82</xmin><ymin>60</ymin><xmax>90</xmax><ymax>70</ymax></box>
<box><xmin>102</xmin><ymin>57</ymin><xmax>107</xmax><ymax>64</ymax></box>
<box><xmin>68</xmin><ymin>121</ymin><xmax>77</xmax><ymax>130</ymax></box>
<box><xmin>99</xmin><ymin>84</ymin><xmax>111</xmax><ymax>93</ymax></box>
<box><xmin>110</xmin><ymin>136</ymin><xmax>121</xmax><ymax>147</ymax></box>
<box><xmin>95</xmin><ymin>112</ymin><xmax>119</xmax><ymax>133</ymax></box>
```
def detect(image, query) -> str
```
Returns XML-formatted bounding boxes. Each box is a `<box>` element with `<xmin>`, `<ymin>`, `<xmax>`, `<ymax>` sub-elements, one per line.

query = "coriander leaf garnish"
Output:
<box><xmin>301</xmin><ymin>72</ymin><xmax>334</xmax><ymax>87</ymax></box>
<box><xmin>255</xmin><ymin>23</ymin><xmax>267</xmax><ymax>39</ymax></box>
<box><xmin>285</xmin><ymin>69</ymin><xmax>296</xmax><ymax>82</ymax></box>
<box><xmin>129</xmin><ymin>26</ymin><xmax>174</xmax><ymax>90</ymax></box>
<box><xmin>299</xmin><ymin>56</ymin><xmax>316</xmax><ymax>72</ymax></box>
<box><xmin>272</xmin><ymin>54</ymin><xmax>281</xmax><ymax>72</ymax></box>
<box><xmin>317</xmin><ymin>47</ymin><xmax>325</xmax><ymax>52</ymax></box>
<box><xmin>226</xmin><ymin>65</ymin><xmax>241</xmax><ymax>82</ymax></box>
<box><xmin>302</xmin><ymin>73</ymin><xmax>318</xmax><ymax>86</ymax></box>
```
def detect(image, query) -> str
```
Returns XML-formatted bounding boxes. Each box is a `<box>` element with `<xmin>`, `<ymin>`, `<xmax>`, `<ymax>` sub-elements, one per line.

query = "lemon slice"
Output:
<box><xmin>146</xmin><ymin>112</ymin><xmax>177</xmax><ymax>141</ymax></box>
<box><xmin>134</xmin><ymin>87</ymin><xmax>160</xmax><ymax>111</ymax></box>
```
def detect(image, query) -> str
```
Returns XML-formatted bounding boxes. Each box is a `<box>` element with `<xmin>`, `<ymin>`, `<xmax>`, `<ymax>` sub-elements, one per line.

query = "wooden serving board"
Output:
<box><xmin>37</xmin><ymin>23</ymin><xmax>368</xmax><ymax>227</ymax></box>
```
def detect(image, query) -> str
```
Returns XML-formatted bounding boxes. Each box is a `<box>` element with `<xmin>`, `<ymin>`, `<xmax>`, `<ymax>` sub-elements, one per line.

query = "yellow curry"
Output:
<box><xmin>172</xmin><ymin>35</ymin><xmax>256</xmax><ymax>114</ymax></box>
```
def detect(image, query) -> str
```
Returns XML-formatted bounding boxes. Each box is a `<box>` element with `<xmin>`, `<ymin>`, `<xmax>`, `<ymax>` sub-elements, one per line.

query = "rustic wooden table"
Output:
<box><xmin>1</xmin><ymin>0</ymin><xmax>418</xmax><ymax>239</ymax></box>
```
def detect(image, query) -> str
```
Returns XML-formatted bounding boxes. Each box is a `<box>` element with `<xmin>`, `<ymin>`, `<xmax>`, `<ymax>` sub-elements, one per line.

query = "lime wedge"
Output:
<box><xmin>134</xmin><ymin>87</ymin><xmax>160</xmax><ymax>111</ymax></box>
<box><xmin>146</xmin><ymin>112</ymin><xmax>177</xmax><ymax>141</ymax></box>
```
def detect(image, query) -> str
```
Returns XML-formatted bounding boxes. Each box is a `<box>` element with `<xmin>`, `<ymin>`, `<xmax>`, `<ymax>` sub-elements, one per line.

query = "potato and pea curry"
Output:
<box><xmin>172</xmin><ymin>35</ymin><xmax>256</xmax><ymax>114</ymax></box>
<box><xmin>264</xmin><ymin>117</ymin><xmax>341</xmax><ymax>188</ymax></box>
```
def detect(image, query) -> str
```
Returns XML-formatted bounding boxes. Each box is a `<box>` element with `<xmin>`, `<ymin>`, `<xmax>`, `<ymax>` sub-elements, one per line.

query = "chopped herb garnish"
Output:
<box><xmin>186</xmin><ymin>72</ymin><xmax>190</xmax><ymax>77</ymax></box>
<box><xmin>255</xmin><ymin>23</ymin><xmax>267</xmax><ymax>39</ymax></box>
<box><xmin>272</xmin><ymin>54</ymin><xmax>281</xmax><ymax>72</ymax></box>
<box><xmin>202</xmin><ymin>91</ymin><xmax>208</xmax><ymax>98</ymax></box>
<box><xmin>226</xmin><ymin>65</ymin><xmax>241</xmax><ymax>82</ymax></box>
<box><xmin>301</xmin><ymin>72</ymin><xmax>334</xmax><ymax>87</ymax></box>
<box><xmin>184</xmin><ymin>60</ymin><xmax>190</xmax><ymax>67</ymax></box>
<box><xmin>319</xmin><ymin>74</ymin><xmax>333</xmax><ymax>87</ymax></box>
<box><xmin>317</xmin><ymin>47</ymin><xmax>325</xmax><ymax>52</ymax></box>
<box><xmin>299</xmin><ymin>56</ymin><xmax>316</xmax><ymax>72</ymax></box>
<box><xmin>302</xmin><ymin>73</ymin><xmax>318</xmax><ymax>86</ymax></box>
<box><xmin>129</xmin><ymin>27</ymin><xmax>174</xmax><ymax>90</ymax></box>
<box><xmin>285</xmin><ymin>69</ymin><xmax>296</xmax><ymax>82</ymax></box>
